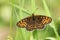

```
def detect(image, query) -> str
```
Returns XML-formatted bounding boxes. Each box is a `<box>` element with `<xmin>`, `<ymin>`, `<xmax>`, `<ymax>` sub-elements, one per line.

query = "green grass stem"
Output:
<box><xmin>8</xmin><ymin>1</ymin><xmax>32</xmax><ymax>15</ymax></box>
<box><xmin>42</xmin><ymin>0</ymin><xmax>60</xmax><ymax>40</ymax></box>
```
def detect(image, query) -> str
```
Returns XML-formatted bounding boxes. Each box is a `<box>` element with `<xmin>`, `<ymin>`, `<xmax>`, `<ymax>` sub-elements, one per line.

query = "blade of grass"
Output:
<box><xmin>42</xmin><ymin>0</ymin><xmax>60</xmax><ymax>40</ymax></box>
<box><xmin>14</xmin><ymin>8</ymin><xmax>20</xmax><ymax>20</ymax></box>
<box><xmin>42</xmin><ymin>0</ymin><xmax>51</xmax><ymax>16</ymax></box>
<box><xmin>33</xmin><ymin>30</ymin><xmax>38</xmax><ymax>40</ymax></box>
<box><xmin>30</xmin><ymin>31</ymin><xmax>34</xmax><ymax>40</ymax></box>
<box><xmin>8</xmin><ymin>1</ymin><xmax>32</xmax><ymax>15</ymax></box>
<box><xmin>31</xmin><ymin>0</ymin><xmax>36</xmax><ymax>13</ymax></box>
<box><xmin>8</xmin><ymin>8</ymin><xmax>13</xmax><ymax>40</ymax></box>
<box><xmin>10</xmin><ymin>10</ymin><xmax>13</xmax><ymax>35</ymax></box>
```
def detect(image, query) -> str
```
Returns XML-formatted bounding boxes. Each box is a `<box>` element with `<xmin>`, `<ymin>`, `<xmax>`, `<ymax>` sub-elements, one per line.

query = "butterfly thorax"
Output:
<box><xmin>32</xmin><ymin>14</ymin><xmax>35</xmax><ymax>20</ymax></box>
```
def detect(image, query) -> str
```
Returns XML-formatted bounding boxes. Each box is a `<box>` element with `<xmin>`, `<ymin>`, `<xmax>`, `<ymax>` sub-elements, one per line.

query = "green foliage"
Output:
<box><xmin>0</xmin><ymin>0</ymin><xmax>60</xmax><ymax>40</ymax></box>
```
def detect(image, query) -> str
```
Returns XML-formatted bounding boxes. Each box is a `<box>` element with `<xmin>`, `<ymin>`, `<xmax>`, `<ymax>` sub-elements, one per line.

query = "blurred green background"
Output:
<box><xmin>0</xmin><ymin>0</ymin><xmax>60</xmax><ymax>40</ymax></box>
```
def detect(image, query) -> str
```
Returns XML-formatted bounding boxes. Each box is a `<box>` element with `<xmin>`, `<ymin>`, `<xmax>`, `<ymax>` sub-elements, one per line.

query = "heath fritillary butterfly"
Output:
<box><xmin>17</xmin><ymin>14</ymin><xmax>52</xmax><ymax>31</ymax></box>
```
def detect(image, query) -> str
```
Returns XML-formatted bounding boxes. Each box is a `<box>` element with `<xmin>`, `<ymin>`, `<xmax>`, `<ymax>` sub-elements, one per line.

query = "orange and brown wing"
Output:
<box><xmin>41</xmin><ymin>16</ymin><xmax>52</xmax><ymax>25</ymax></box>
<box><xmin>16</xmin><ymin>17</ymin><xmax>33</xmax><ymax>27</ymax></box>
<box><xmin>16</xmin><ymin>17</ymin><xmax>31</xmax><ymax>28</ymax></box>
<box><xmin>17</xmin><ymin>16</ymin><xmax>35</xmax><ymax>31</ymax></box>
<box><xmin>34</xmin><ymin>15</ymin><xmax>52</xmax><ymax>29</ymax></box>
<box><xmin>17</xmin><ymin>20</ymin><xmax>27</xmax><ymax>28</ymax></box>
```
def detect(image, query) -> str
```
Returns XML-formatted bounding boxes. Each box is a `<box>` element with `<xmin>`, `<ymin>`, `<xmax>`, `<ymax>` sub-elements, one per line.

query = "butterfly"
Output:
<box><xmin>17</xmin><ymin>14</ymin><xmax>52</xmax><ymax>31</ymax></box>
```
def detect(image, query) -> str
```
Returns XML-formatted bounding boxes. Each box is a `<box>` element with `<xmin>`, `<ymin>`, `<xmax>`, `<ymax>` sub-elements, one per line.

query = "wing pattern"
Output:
<box><xmin>17</xmin><ymin>15</ymin><xmax>52</xmax><ymax>31</ymax></box>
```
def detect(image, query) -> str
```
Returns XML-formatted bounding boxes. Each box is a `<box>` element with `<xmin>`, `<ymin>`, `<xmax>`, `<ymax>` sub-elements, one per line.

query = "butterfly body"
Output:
<box><xmin>17</xmin><ymin>14</ymin><xmax>52</xmax><ymax>31</ymax></box>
